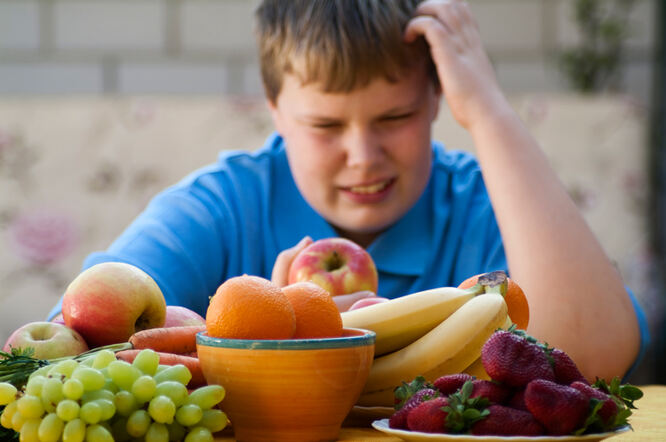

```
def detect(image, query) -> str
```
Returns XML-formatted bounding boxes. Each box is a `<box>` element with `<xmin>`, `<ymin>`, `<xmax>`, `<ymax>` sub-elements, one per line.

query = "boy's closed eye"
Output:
<box><xmin>308</xmin><ymin>113</ymin><xmax>415</xmax><ymax>130</ymax></box>
<box><xmin>380</xmin><ymin>112</ymin><xmax>414</xmax><ymax>122</ymax></box>
<box><xmin>311</xmin><ymin>121</ymin><xmax>343</xmax><ymax>130</ymax></box>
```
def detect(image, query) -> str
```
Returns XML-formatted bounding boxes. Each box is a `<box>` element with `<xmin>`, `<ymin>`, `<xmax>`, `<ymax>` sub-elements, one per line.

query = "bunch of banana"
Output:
<box><xmin>342</xmin><ymin>279</ymin><xmax>511</xmax><ymax>408</ymax></box>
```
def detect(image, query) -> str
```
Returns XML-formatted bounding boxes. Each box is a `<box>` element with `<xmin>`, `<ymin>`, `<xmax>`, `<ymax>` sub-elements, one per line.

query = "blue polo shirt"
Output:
<box><xmin>48</xmin><ymin>133</ymin><xmax>648</xmax><ymax>376</ymax></box>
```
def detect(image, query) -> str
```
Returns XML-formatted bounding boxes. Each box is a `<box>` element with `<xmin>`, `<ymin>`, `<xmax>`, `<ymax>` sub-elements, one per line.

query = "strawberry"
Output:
<box><xmin>406</xmin><ymin>397</ymin><xmax>450</xmax><ymax>433</ymax></box>
<box><xmin>506</xmin><ymin>388</ymin><xmax>528</xmax><ymax>411</ymax></box>
<box><xmin>389</xmin><ymin>388</ymin><xmax>440</xmax><ymax>429</ymax></box>
<box><xmin>470</xmin><ymin>404</ymin><xmax>545</xmax><ymax>436</ymax></box>
<box><xmin>407</xmin><ymin>380</ymin><xmax>490</xmax><ymax>434</ymax></box>
<box><xmin>550</xmin><ymin>348</ymin><xmax>588</xmax><ymax>385</ymax></box>
<box><xmin>433</xmin><ymin>373</ymin><xmax>474</xmax><ymax>396</ymax></box>
<box><xmin>581</xmin><ymin>377</ymin><xmax>643</xmax><ymax>433</ymax></box>
<box><xmin>481</xmin><ymin>329</ymin><xmax>555</xmax><ymax>387</ymax></box>
<box><xmin>524</xmin><ymin>378</ymin><xmax>589</xmax><ymax>435</ymax></box>
<box><xmin>393</xmin><ymin>375</ymin><xmax>434</xmax><ymax>410</ymax></box>
<box><xmin>570</xmin><ymin>381</ymin><xmax>618</xmax><ymax>429</ymax></box>
<box><xmin>470</xmin><ymin>379</ymin><xmax>511</xmax><ymax>404</ymax></box>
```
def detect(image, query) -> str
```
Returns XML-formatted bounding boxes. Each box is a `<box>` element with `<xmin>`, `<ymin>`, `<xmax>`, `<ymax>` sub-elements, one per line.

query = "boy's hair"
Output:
<box><xmin>255</xmin><ymin>0</ymin><xmax>436</xmax><ymax>103</ymax></box>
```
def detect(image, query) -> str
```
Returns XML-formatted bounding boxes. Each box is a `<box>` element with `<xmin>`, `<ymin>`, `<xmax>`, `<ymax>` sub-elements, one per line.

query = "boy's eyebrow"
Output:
<box><xmin>297</xmin><ymin>100</ymin><xmax>421</xmax><ymax>123</ymax></box>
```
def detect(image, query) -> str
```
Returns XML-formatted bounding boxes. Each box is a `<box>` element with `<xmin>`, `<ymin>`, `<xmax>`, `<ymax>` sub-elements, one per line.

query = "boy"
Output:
<box><xmin>50</xmin><ymin>0</ymin><xmax>646</xmax><ymax>381</ymax></box>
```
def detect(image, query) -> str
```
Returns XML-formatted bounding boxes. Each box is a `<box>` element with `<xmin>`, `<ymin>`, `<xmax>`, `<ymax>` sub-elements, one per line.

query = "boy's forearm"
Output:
<box><xmin>468</xmin><ymin>106</ymin><xmax>640</xmax><ymax>381</ymax></box>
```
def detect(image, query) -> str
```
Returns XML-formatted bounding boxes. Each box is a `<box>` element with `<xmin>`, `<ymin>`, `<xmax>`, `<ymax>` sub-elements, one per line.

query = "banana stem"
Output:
<box><xmin>475</xmin><ymin>271</ymin><xmax>509</xmax><ymax>296</ymax></box>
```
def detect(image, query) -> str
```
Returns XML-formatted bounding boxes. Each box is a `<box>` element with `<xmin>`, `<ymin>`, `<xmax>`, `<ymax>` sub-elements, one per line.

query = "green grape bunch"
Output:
<box><xmin>0</xmin><ymin>348</ymin><xmax>227</xmax><ymax>442</ymax></box>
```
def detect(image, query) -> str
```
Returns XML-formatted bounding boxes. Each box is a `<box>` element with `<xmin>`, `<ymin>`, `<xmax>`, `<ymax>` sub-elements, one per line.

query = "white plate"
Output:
<box><xmin>371</xmin><ymin>419</ymin><xmax>630</xmax><ymax>442</ymax></box>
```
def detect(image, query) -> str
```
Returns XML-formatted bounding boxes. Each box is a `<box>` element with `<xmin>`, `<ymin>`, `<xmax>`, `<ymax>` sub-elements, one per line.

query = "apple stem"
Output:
<box><xmin>324</xmin><ymin>251</ymin><xmax>345</xmax><ymax>272</ymax></box>
<box><xmin>0</xmin><ymin>342</ymin><xmax>134</xmax><ymax>390</ymax></box>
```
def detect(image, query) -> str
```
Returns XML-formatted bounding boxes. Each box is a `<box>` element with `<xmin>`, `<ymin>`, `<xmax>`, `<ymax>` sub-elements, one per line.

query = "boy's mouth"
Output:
<box><xmin>347</xmin><ymin>178</ymin><xmax>394</xmax><ymax>195</ymax></box>
<box><xmin>340</xmin><ymin>178</ymin><xmax>397</xmax><ymax>204</ymax></box>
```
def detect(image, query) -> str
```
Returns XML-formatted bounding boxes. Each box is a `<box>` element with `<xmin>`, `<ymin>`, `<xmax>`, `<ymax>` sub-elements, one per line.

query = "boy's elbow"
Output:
<box><xmin>579</xmin><ymin>313</ymin><xmax>642</xmax><ymax>383</ymax></box>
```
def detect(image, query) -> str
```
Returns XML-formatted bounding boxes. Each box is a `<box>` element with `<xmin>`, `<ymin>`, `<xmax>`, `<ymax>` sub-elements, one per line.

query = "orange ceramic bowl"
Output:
<box><xmin>196</xmin><ymin>327</ymin><xmax>375</xmax><ymax>442</ymax></box>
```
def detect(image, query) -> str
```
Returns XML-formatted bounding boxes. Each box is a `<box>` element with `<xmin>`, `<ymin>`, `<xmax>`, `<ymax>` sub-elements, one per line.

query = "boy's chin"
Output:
<box><xmin>332</xmin><ymin>220</ymin><xmax>396</xmax><ymax>246</ymax></box>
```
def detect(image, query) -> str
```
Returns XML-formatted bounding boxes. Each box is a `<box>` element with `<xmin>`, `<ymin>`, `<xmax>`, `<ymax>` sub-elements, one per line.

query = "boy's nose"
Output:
<box><xmin>344</xmin><ymin>127</ymin><xmax>384</xmax><ymax>168</ymax></box>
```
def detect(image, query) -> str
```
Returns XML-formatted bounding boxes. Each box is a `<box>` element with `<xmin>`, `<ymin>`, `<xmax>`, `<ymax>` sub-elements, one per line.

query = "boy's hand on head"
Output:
<box><xmin>405</xmin><ymin>0</ymin><xmax>508</xmax><ymax>129</ymax></box>
<box><xmin>271</xmin><ymin>236</ymin><xmax>313</xmax><ymax>287</ymax></box>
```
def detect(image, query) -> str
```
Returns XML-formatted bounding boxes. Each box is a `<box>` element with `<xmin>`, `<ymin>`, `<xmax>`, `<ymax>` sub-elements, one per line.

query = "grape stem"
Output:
<box><xmin>0</xmin><ymin>342</ymin><xmax>132</xmax><ymax>388</ymax></box>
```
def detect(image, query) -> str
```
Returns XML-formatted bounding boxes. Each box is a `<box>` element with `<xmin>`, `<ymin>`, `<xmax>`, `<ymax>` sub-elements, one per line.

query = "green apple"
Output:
<box><xmin>2</xmin><ymin>321</ymin><xmax>88</xmax><ymax>359</ymax></box>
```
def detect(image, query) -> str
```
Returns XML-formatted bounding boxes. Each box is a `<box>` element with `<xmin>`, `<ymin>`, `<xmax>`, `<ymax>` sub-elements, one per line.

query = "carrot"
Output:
<box><xmin>128</xmin><ymin>325</ymin><xmax>206</xmax><ymax>354</ymax></box>
<box><xmin>115</xmin><ymin>349</ymin><xmax>206</xmax><ymax>388</ymax></box>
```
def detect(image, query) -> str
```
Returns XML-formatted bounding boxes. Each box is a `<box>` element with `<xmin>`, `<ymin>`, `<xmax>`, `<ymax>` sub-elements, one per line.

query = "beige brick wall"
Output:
<box><xmin>0</xmin><ymin>0</ymin><xmax>657</xmax><ymax>102</ymax></box>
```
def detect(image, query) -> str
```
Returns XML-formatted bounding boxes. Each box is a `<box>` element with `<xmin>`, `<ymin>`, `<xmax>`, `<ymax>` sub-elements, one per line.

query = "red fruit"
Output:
<box><xmin>393</xmin><ymin>375</ymin><xmax>434</xmax><ymax>409</ymax></box>
<box><xmin>470</xmin><ymin>405</ymin><xmax>545</xmax><ymax>436</ymax></box>
<box><xmin>506</xmin><ymin>388</ymin><xmax>528</xmax><ymax>411</ymax></box>
<box><xmin>470</xmin><ymin>380</ymin><xmax>511</xmax><ymax>404</ymax></box>
<box><xmin>481</xmin><ymin>330</ymin><xmax>555</xmax><ymax>387</ymax></box>
<box><xmin>406</xmin><ymin>397</ymin><xmax>450</xmax><ymax>433</ymax></box>
<box><xmin>570</xmin><ymin>381</ymin><xmax>618</xmax><ymax>428</ymax></box>
<box><xmin>433</xmin><ymin>373</ymin><xmax>475</xmax><ymax>396</ymax></box>
<box><xmin>524</xmin><ymin>379</ymin><xmax>589</xmax><ymax>435</ymax></box>
<box><xmin>551</xmin><ymin>348</ymin><xmax>588</xmax><ymax>385</ymax></box>
<box><xmin>389</xmin><ymin>388</ymin><xmax>440</xmax><ymax>430</ymax></box>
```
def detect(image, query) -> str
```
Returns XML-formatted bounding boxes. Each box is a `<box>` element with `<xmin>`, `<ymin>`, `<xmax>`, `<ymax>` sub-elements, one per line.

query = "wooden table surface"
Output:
<box><xmin>214</xmin><ymin>384</ymin><xmax>666</xmax><ymax>441</ymax></box>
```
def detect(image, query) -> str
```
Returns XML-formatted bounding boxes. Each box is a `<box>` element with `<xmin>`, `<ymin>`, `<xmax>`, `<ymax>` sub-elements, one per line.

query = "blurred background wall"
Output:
<box><xmin>1</xmin><ymin>0</ymin><xmax>663</xmax><ymax>385</ymax></box>
<box><xmin>0</xmin><ymin>0</ymin><xmax>656</xmax><ymax>101</ymax></box>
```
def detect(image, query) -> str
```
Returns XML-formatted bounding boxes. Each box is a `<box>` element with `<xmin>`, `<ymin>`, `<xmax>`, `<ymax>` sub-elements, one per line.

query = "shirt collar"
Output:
<box><xmin>269</xmin><ymin>133</ymin><xmax>435</xmax><ymax>276</ymax></box>
<box><xmin>366</xmin><ymin>180</ymin><xmax>433</xmax><ymax>276</ymax></box>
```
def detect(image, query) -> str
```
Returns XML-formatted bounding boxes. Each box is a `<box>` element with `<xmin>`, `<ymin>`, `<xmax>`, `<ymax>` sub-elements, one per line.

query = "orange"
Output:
<box><xmin>281</xmin><ymin>282</ymin><xmax>343</xmax><ymax>339</ymax></box>
<box><xmin>458</xmin><ymin>273</ymin><xmax>530</xmax><ymax>330</ymax></box>
<box><xmin>206</xmin><ymin>275</ymin><xmax>296</xmax><ymax>339</ymax></box>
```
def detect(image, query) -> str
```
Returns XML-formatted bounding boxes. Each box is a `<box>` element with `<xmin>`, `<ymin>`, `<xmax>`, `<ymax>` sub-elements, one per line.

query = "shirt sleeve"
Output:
<box><xmin>622</xmin><ymin>286</ymin><xmax>650</xmax><ymax>382</ymax></box>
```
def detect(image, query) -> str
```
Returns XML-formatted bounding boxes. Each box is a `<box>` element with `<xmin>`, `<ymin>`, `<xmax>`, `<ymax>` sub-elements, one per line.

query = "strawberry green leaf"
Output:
<box><xmin>619</xmin><ymin>384</ymin><xmax>643</xmax><ymax>408</ymax></box>
<box><xmin>593</xmin><ymin>377</ymin><xmax>643</xmax><ymax>409</ymax></box>
<box><xmin>574</xmin><ymin>398</ymin><xmax>605</xmax><ymax>435</ymax></box>
<box><xmin>393</xmin><ymin>376</ymin><xmax>433</xmax><ymax>410</ymax></box>
<box><xmin>612</xmin><ymin>407</ymin><xmax>633</xmax><ymax>429</ymax></box>
<box><xmin>442</xmin><ymin>380</ymin><xmax>490</xmax><ymax>433</ymax></box>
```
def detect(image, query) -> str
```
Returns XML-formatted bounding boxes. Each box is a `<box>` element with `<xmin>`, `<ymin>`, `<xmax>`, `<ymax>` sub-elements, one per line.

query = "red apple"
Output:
<box><xmin>163</xmin><ymin>305</ymin><xmax>205</xmax><ymax>327</ymax></box>
<box><xmin>62</xmin><ymin>262</ymin><xmax>167</xmax><ymax>347</ymax></box>
<box><xmin>288</xmin><ymin>237</ymin><xmax>378</xmax><ymax>296</ymax></box>
<box><xmin>3</xmin><ymin>321</ymin><xmax>88</xmax><ymax>360</ymax></box>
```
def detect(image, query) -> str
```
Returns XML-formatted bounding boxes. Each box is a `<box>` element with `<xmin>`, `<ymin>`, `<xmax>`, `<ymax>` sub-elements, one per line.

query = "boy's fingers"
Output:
<box><xmin>404</xmin><ymin>14</ymin><xmax>451</xmax><ymax>44</ymax></box>
<box><xmin>271</xmin><ymin>236</ymin><xmax>313</xmax><ymax>287</ymax></box>
<box><xmin>333</xmin><ymin>291</ymin><xmax>377</xmax><ymax>312</ymax></box>
<box><xmin>413</xmin><ymin>0</ymin><xmax>460</xmax><ymax>28</ymax></box>
<box><xmin>407</xmin><ymin>0</ymin><xmax>473</xmax><ymax>43</ymax></box>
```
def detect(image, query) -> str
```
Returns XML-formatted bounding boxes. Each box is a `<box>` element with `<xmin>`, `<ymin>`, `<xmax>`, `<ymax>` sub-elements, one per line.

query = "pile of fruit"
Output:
<box><xmin>0</xmin><ymin>348</ymin><xmax>225</xmax><ymax>442</ymax></box>
<box><xmin>343</xmin><ymin>270</ymin><xmax>524</xmax><ymax>407</ymax></box>
<box><xmin>0</xmin><ymin>236</ymin><xmax>646</xmax><ymax>440</ymax></box>
<box><xmin>386</xmin><ymin>327</ymin><xmax>643</xmax><ymax>436</ymax></box>
<box><xmin>0</xmin><ymin>238</ymin><xmax>363</xmax><ymax>440</ymax></box>
<box><xmin>0</xmin><ymin>262</ymin><xmax>223</xmax><ymax>442</ymax></box>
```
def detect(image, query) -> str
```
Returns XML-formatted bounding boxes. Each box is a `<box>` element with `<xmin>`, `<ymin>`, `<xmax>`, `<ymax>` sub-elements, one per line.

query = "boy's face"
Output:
<box><xmin>268</xmin><ymin>66</ymin><xmax>441</xmax><ymax>244</ymax></box>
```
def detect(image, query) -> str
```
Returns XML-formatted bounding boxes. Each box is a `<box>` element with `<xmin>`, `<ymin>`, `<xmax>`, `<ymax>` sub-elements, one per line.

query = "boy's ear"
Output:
<box><xmin>266</xmin><ymin>98</ymin><xmax>284</xmax><ymax>133</ymax></box>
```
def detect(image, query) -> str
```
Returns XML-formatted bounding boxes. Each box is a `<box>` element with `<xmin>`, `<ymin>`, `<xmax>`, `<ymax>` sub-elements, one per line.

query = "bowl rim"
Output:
<box><xmin>196</xmin><ymin>327</ymin><xmax>376</xmax><ymax>350</ymax></box>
